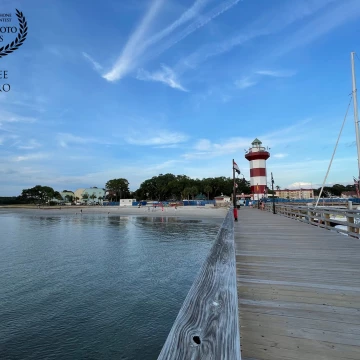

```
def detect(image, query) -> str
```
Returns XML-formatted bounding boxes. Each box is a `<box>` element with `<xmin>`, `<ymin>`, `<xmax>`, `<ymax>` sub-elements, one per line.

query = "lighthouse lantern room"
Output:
<box><xmin>244</xmin><ymin>138</ymin><xmax>270</xmax><ymax>201</ymax></box>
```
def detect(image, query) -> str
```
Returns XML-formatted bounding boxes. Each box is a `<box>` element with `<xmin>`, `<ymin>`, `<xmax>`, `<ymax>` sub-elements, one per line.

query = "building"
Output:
<box><xmin>275</xmin><ymin>189</ymin><xmax>314</xmax><ymax>199</ymax></box>
<box><xmin>74</xmin><ymin>188</ymin><xmax>85</xmax><ymax>201</ymax></box>
<box><xmin>214</xmin><ymin>195</ymin><xmax>231</xmax><ymax>206</ymax></box>
<box><xmin>245</xmin><ymin>138</ymin><xmax>270</xmax><ymax>201</ymax></box>
<box><xmin>341</xmin><ymin>191</ymin><xmax>357</xmax><ymax>198</ymax></box>
<box><xmin>119</xmin><ymin>198</ymin><xmax>137</xmax><ymax>206</ymax></box>
<box><xmin>82</xmin><ymin>187</ymin><xmax>106</xmax><ymax>204</ymax></box>
<box><xmin>61</xmin><ymin>190</ymin><xmax>75</xmax><ymax>202</ymax></box>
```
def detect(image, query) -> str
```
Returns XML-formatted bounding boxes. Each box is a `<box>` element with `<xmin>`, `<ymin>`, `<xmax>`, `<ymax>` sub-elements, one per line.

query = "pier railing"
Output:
<box><xmin>157</xmin><ymin>210</ymin><xmax>241</xmax><ymax>360</ymax></box>
<box><xmin>265</xmin><ymin>203</ymin><xmax>360</xmax><ymax>239</ymax></box>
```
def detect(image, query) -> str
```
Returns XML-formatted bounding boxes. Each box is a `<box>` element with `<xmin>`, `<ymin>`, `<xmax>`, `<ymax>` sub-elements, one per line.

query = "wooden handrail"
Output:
<box><xmin>157</xmin><ymin>210</ymin><xmax>241</xmax><ymax>360</ymax></box>
<box><xmin>264</xmin><ymin>203</ymin><xmax>360</xmax><ymax>238</ymax></box>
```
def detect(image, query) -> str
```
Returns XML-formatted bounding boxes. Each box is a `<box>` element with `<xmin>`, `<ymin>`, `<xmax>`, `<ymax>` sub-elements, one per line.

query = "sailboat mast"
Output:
<box><xmin>351</xmin><ymin>52</ymin><xmax>360</xmax><ymax>179</ymax></box>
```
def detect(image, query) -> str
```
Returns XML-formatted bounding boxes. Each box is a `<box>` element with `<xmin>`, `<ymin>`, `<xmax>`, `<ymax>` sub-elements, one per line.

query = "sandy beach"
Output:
<box><xmin>0</xmin><ymin>205</ymin><xmax>229</xmax><ymax>219</ymax></box>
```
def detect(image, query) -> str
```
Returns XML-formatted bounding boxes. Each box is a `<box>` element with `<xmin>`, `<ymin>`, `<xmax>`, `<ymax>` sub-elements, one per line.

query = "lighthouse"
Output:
<box><xmin>245</xmin><ymin>138</ymin><xmax>270</xmax><ymax>201</ymax></box>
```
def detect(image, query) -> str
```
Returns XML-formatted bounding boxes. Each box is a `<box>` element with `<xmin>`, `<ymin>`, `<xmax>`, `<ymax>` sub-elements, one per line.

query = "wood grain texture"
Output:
<box><xmin>235</xmin><ymin>208</ymin><xmax>360</xmax><ymax>360</ymax></box>
<box><xmin>157</xmin><ymin>210</ymin><xmax>241</xmax><ymax>360</ymax></box>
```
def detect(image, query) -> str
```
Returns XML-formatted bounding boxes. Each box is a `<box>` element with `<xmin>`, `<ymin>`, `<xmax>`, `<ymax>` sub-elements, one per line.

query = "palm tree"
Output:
<box><xmin>182</xmin><ymin>187</ymin><xmax>191</xmax><ymax>200</ymax></box>
<box><xmin>204</xmin><ymin>185</ymin><xmax>212</xmax><ymax>200</ymax></box>
<box><xmin>190</xmin><ymin>186</ymin><xmax>198</xmax><ymax>200</ymax></box>
<box><xmin>276</xmin><ymin>185</ymin><xmax>280</xmax><ymax>190</ymax></box>
<box><xmin>90</xmin><ymin>193</ymin><xmax>97</xmax><ymax>203</ymax></box>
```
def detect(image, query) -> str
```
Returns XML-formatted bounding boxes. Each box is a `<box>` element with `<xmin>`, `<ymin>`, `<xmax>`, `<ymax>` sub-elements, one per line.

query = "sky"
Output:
<box><xmin>1</xmin><ymin>0</ymin><xmax>360</xmax><ymax>196</ymax></box>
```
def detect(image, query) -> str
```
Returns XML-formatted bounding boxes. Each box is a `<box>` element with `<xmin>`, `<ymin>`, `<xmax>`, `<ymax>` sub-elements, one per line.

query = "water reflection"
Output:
<box><xmin>0</xmin><ymin>211</ymin><xmax>221</xmax><ymax>360</ymax></box>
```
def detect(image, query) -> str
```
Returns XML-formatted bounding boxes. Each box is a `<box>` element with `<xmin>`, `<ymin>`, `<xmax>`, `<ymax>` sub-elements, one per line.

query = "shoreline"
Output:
<box><xmin>0</xmin><ymin>205</ymin><xmax>229</xmax><ymax>219</ymax></box>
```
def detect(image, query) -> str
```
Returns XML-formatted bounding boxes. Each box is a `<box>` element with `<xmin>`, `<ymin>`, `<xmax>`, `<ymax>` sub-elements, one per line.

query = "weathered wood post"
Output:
<box><xmin>324</xmin><ymin>212</ymin><xmax>331</xmax><ymax>228</ymax></box>
<box><xmin>347</xmin><ymin>201</ymin><xmax>356</xmax><ymax>235</ymax></box>
<box><xmin>157</xmin><ymin>210</ymin><xmax>241</xmax><ymax>360</ymax></box>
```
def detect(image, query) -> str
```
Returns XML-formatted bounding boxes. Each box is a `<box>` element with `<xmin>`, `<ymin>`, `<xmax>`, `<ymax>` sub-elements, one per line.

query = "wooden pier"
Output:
<box><xmin>235</xmin><ymin>207</ymin><xmax>360</xmax><ymax>360</ymax></box>
<box><xmin>158</xmin><ymin>206</ymin><xmax>360</xmax><ymax>359</ymax></box>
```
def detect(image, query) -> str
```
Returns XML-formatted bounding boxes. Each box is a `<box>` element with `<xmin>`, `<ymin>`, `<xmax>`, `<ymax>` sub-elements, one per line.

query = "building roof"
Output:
<box><xmin>252</xmin><ymin>138</ymin><xmax>262</xmax><ymax>145</ymax></box>
<box><xmin>341</xmin><ymin>191</ymin><xmax>357</xmax><ymax>196</ymax></box>
<box><xmin>276</xmin><ymin>189</ymin><xmax>313</xmax><ymax>192</ymax></box>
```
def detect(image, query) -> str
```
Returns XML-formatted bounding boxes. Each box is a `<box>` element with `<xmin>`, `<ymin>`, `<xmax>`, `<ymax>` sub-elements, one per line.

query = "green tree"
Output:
<box><xmin>90</xmin><ymin>193</ymin><xmax>97</xmax><ymax>202</ymax></box>
<box><xmin>82</xmin><ymin>193</ymin><xmax>89</xmax><ymax>202</ymax></box>
<box><xmin>190</xmin><ymin>186</ymin><xmax>198</xmax><ymax>199</ymax></box>
<box><xmin>54</xmin><ymin>191</ymin><xmax>63</xmax><ymax>200</ymax></box>
<box><xmin>182</xmin><ymin>187</ymin><xmax>191</xmax><ymax>200</ymax></box>
<box><xmin>204</xmin><ymin>185</ymin><xmax>212</xmax><ymax>200</ymax></box>
<box><xmin>20</xmin><ymin>185</ymin><xmax>56</xmax><ymax>204</ymax></box>
<box><xmin>276</xmin><ymin>185</ymin><xmax>280</xmax><ymax>190</ymax></box>
<box><xmin>105</xmin><ymin>178</ymin><xmax>130</xmax><ymax>201</ymax></box>
<box><xmin>64</xmin><ymin>195</ymin><xmax>74</xmax><ymax>202</ymax></box>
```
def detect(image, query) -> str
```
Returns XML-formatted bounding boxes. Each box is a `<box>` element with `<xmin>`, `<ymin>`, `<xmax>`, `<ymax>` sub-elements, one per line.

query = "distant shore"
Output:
<box><xmin>0</xmin><ymin>205</ymin><xmax>229</xmax><ymax>219</ymax></box>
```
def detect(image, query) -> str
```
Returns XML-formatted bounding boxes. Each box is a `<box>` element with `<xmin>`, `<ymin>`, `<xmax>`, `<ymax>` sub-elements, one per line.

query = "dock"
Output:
<box><xmin>158</xmin><ymin>206</ymin><xmax>360</xmax><ymax>359</ymax></box>
<box><xmin>235</xmin><ymin>207</ymin><xmax>360</xmax><ymax>360</ymax></box>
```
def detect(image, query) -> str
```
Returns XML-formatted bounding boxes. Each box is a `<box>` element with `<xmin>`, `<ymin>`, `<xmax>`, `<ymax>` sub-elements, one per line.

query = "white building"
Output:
<box><xmin>119</xmin><ymin>199</ymin><xmax>137</xmax><ymax>206</ymax></box>
<box><xmin>214</xmin><ymin>195</ymin><xmax>231</xmax><ymax>206</ymax></box>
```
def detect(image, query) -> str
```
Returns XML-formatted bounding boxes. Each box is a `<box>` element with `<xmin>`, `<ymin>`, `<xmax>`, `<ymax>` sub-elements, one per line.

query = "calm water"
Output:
<box><xmin>0</xmin><ymin>211</ymin><xmax>222</xmax><ymax>360</ymax></box>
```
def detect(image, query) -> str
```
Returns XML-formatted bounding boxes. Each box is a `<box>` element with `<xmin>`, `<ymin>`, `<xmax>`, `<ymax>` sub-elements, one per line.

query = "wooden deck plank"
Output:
<box><xmin>235</xmin><ymin>208</ymin><xmax>360</xmax><ymax>360</ymax></box>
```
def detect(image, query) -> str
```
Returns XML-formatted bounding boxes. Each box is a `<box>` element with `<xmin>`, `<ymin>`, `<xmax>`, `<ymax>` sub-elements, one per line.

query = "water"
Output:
<box><xmin>0</xmin><ymin>211</ymin><xmax>222</xmax><ymax>360</ymax></box>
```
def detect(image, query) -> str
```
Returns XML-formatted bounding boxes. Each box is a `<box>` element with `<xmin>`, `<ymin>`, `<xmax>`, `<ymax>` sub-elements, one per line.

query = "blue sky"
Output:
<box><xmin>1</xmin><ymin>0</ymin><xmax>360</xmax><ymax>196</ymax></box>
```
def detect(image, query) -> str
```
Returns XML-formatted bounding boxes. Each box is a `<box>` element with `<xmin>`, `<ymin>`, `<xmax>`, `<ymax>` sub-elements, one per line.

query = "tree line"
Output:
<box><xmin>3</xmin><ymin>175</ymin><xmax>356</xmax><ymax>205</ymax></box>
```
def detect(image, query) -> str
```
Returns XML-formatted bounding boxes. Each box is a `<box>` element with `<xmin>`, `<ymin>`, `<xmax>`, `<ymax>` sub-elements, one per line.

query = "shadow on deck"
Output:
<box><xmin>235</xmin><ymin>208</ymin><xmax>360</xmax><ymax>360</ymax></box>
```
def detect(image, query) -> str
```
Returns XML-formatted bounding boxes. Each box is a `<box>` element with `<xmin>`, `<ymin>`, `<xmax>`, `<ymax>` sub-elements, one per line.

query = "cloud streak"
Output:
<box><xmin>177</xmin><ymin>0</ymin><xmax>341</xmax><ymax>71</ymax></box>
<box><xmin>255</xmin><ymin>70</ymin><xmax>296</xmax><ymax>77</ymax></box>
<box><xmin>147</xmin><ymin>0</ymin><xmax>241</xmax><ymax>61</ymax></box>
<box><xmin>103</xmin><ymin>0</ymin><xmax>164</xmax><ymax>82</ymax></box>
<box><xmin>137</xmin><ymin>65</ymin><xmax>188</xmax><ymax>91</ymax></box>
<box><xmin>235</xmin><ymin>77</ymin><xmax>257</xmax><ymax>89</ymax></box>
<box><xmin>57</xmin><ymin>133</ymin><xmax>112</xmax><ymax>148</ymax></box>
<box><xmin>82</xmin><ymin>52</ymin><xmax>103</xmax><ymax>72</ymax></box>
<box><xmin>125</xmin><ymin>130</ymin><xmax>188</xmax><ymax>146</ymax></box>
<box><xmin>14</xmin><ymin>152</ymin><xmax>50</xmax><ymax>162</ymax></box>
<box><xmin>102</xmin><ymin>0</ymin><xmax>240</xmax><ymax>82</ymax></box>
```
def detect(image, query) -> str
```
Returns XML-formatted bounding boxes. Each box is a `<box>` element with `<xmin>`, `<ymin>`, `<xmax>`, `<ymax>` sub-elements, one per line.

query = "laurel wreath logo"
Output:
<box><xmin>0</xmin><ymin>9</ymin><xmax>28</xmax><ymax>59</ymax></box>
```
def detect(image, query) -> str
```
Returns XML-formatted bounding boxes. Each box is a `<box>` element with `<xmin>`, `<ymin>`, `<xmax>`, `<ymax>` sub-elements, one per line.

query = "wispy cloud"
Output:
<box><xmin>177</xmin><ymin>0</ymin><xmax>340</xmax><ymax>71</ymax></box>
<box><xmin>137</xmin><ymin>65</ymin><xmax>188</xmax><ymax>91</ymax></box>
<box><xmin>273</xmin><ymin>0</ymin><xmax>360</xmax><ymax>57</ymax></box>
<box><xmin>147</xmin><ymin>0</ymin><xmax>241</xmax><ymax>61</ymax></box>
<box><xmin>0</xmin><ymin>111</ymin><xmax>37</xmax><ymax>125</ymax></box>
<box><xmin>255</xmin><ymin>70</ymin><xmax>296</xmax><ymax>77</ymax></box>
<box><xmin>82</xmin><ymin>52</ymin><xmax>103</xmax><ymax>72</ymax></box>
<box><xmin>57</xmin><ymin>133</ymin><xmax>112</xmax><ymax>148</ymax></box>
<box><xmin>125</xmin><ymin>130</ymin><xmax>188</xmax><ymax>146</ymax></box>
<box><xmin>102</xmin><ymin>0</ymin><xmax>240</xmax><ymax>82</ymax></box>
<box><xmin>143</xmin><ymin>0</ymin><xmax>209</xmax><ymax>49</ymax></box>
<box><xmin>235</xmin><ymin>77</ymin><xmax>257</xmax><ymax>89</ymax></box>
<box><xmin>273</xmin><ymin>153</ymin><xmax>288</xmax><ymax>159</ymax></box>
<box><xmin>18</xmin><ymin>139</ymin><xmax>42</xmax><ymax>150</ymax></box>
<box><xmin>183</xmin><ymin>119</ymin><xmax>311</xmax><ymax>159</ymax></box>
<box><xmin>103</xmin><ymin>0</ymin><xmax>164</xmax><ymax>82</ymax></box>
<box><xmin>14</xmin><ymin>152</ymin><xmax>50</xmax><ymax>162</ymax></box>
<box><xmin>288</xmin><ymin>182</ymin><xmax>313</xmax><ymax>189</ymax></box>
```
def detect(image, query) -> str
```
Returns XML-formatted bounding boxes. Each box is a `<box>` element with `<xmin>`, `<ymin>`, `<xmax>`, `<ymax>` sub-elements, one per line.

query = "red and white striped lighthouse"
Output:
<box><xmin>245</xmin><ymin>138</ymin><xmax>270</xmax><ymax>201</ymax></box>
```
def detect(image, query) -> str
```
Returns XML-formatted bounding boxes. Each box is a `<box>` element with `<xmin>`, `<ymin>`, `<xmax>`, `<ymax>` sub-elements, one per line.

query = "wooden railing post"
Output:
<box><xmin>324</xmin><ymin>212</ymin><xmax>330</xmax><ymax>228</ymax></box>
<box><xmin>307</xmin><ymin>208</ymin><xmax>314</xmax><ymax>223</ymax></box>
<box><xmin>157</xmin><ymin>210</ymin><xmax>241</xmax><ymax>359</ymax></box>
<box><xmin>347</xmin><ymin>201</ymin><xmax>356</xmax><ymax>235</ymax></box>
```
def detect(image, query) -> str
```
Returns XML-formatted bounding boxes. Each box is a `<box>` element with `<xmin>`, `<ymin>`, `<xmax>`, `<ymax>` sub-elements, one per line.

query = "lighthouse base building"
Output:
<box><xmin>245</xmin><ymin>138</ymin><xmax>270</xmax><ymax>201</ymax></box>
